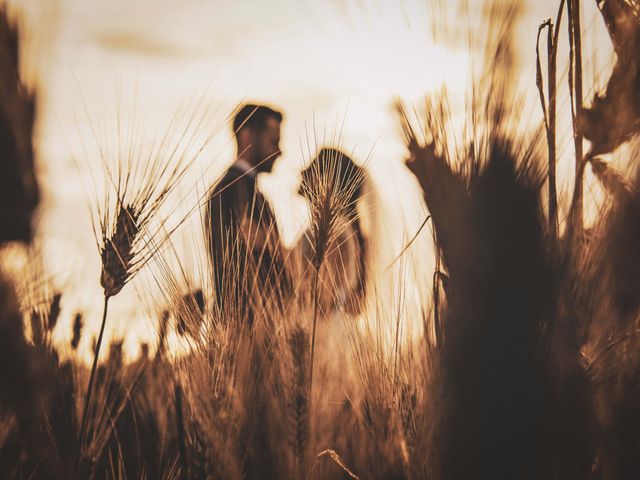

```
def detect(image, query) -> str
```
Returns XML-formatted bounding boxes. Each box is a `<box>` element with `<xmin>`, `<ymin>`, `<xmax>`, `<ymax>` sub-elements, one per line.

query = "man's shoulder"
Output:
<box><xmin>212</xmin><ymin>166</ymin><xmax>253</xmax><ymax>193</ymax></box>
<box><xmin>208</xmin><ymin>165</ymin><xmax>257</xmax><ymax>210</ymax></box>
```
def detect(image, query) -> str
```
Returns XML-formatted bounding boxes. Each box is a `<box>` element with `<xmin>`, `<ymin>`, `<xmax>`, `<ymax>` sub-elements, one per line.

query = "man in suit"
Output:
<box><xmin>207</xmin><ymin>104</ymin><xmax>290</xmax><ymax>324</ymax></box>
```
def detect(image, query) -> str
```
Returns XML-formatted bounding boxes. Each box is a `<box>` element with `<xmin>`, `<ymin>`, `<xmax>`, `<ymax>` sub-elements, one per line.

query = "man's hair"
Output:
<box><xmin>233</xmin><ymin>104</ymin><xmax>283</xmax><ymax>134</ymax></box>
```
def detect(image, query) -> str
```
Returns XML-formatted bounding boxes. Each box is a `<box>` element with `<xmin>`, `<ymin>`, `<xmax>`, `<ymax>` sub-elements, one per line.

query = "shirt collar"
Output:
<box><xmin>232</xmin><ymin>158</ymin><xmax>257</xmax><ymax>178</ymax></box>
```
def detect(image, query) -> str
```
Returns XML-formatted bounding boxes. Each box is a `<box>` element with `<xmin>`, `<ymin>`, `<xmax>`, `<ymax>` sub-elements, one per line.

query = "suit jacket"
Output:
<box><xmin>206</xmin><ymin>162</ymin><xmax>290</xmax><ymax>322</ymax></box>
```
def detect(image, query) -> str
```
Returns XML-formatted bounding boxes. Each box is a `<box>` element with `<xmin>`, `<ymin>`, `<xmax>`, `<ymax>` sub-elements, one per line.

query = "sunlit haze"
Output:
<box><xmin>10</xmin><ymin>0</ymin><xmax>615</xmax><ymax>358</ymax></box>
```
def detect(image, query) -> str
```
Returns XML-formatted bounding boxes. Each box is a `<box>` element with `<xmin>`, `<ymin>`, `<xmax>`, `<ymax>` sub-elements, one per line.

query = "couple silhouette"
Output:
<box><xmin>206</xmin><ymin>104</ymin><xmax>367</xmax><ymax>323</ymax></box>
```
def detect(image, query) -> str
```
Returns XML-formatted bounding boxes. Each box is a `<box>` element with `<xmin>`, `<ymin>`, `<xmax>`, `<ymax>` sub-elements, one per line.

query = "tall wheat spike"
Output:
<box><xmin>76</xmin><ymin>93</ymin><xmax>217</xmax><ymax>474</ymax></box>
<box><xmin>299</xmin><ymin>147</ymin><xmax>365</xmax><ymax>407</ymax></box>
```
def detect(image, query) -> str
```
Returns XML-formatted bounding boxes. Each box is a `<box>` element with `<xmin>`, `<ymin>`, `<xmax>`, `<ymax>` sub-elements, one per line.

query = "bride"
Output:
<box><xmin>295</xmin><ymin>147</ymin><xmax>368</xmax><ymax>316</ymax></box>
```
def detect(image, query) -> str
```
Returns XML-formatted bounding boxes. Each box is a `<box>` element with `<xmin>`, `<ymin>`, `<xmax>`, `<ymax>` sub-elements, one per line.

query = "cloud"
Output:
<box><xmin>92</xmin><ymin>29</ymin><xmax>186</xmax><ymax>58</ymax></box>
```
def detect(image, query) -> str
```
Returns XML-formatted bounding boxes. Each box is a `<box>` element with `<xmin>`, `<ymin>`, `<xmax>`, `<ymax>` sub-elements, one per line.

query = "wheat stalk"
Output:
<box><xmin>75</xmin><ymin>94</ymin><xmax>216</xmax><ymax>475</ymax></box>
<box><xmin>288</xmin><ymin>325</ymin><xmax>309</xmax><ymax>477</ymax></box>
<box><xmin>535</xmin><ymin>0</ymin><xmax>565</xmax><ymax>240</ymax></box>
<box><xmin>299</xmin><ymin>147</ymin><xmax>365</xmax><ymax>405</ymax></box>
<box><xmin>71</xmin><ymin>313</ymin><xmax>83</xmax><ymax>351</ymax></box>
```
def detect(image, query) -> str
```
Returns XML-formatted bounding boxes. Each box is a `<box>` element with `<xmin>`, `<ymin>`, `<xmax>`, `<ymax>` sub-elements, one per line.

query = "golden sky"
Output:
<box><xmin>9</xmin><ymin>0</ymin><xmax>617</xmax><ymax>359</ymax></box>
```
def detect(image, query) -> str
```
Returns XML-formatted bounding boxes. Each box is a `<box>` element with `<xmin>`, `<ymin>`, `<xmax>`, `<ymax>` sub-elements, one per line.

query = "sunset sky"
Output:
<box><xmin>9</xmin><ymin>0</ymin><xmax>615</xmax><ymax>359</ymax></box>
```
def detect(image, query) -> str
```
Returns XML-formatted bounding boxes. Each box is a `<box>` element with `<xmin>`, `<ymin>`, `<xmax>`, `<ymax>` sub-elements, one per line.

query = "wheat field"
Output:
<box><xmin>1</xmin><ymin>1</ymin><xmax>639</xmax><ymax>479</ymax></box>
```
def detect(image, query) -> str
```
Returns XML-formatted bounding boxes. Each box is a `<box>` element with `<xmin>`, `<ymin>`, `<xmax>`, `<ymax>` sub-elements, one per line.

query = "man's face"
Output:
<box><xmin>254</xmin><ymin>117</ymin><xmax>281</xmax><ymax>172</ymax></box>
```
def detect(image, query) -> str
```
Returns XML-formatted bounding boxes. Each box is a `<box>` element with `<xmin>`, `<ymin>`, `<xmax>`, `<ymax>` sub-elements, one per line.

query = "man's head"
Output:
<box><xmin>233</xmin><ymin>104</ymin><xmax>283</xmax><ymax>173</ymax></box>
